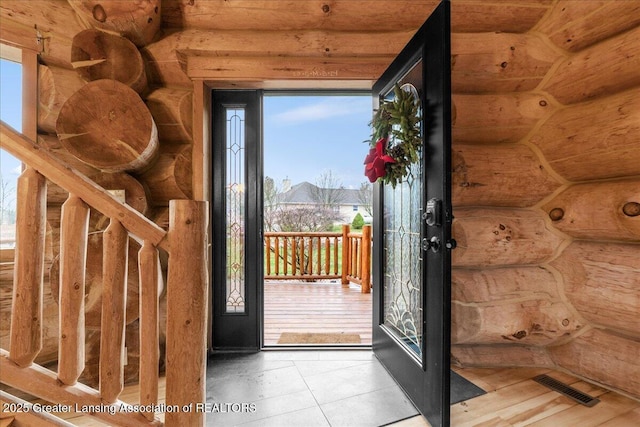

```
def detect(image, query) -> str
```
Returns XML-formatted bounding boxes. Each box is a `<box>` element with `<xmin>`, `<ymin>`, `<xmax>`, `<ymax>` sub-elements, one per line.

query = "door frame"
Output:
<box><xmin>371</xmin><ymin>2</ymin><xmax>452</xmax><ymax>426</ymax></box>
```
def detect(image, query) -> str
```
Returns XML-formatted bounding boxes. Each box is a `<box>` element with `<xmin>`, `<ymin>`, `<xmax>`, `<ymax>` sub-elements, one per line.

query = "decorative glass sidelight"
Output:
<box><xmin>225</xmin><ymin>108</ymin><xmax>246</xmax><ymax>313</ymax></box>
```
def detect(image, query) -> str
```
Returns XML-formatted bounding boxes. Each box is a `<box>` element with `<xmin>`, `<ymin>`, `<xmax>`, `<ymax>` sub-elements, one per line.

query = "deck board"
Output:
<box><xmin>263</xmin><ymin>280</ymin><xmax>372</xmax><ymax>346</ymax></box>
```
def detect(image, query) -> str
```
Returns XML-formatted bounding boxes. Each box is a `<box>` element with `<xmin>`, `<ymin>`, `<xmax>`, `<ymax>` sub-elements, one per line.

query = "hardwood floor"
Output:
<box><xmin>263</xmin><ymin>280</ymin><xmax>372</xmax><ymax>346</ymax></box>
<box><xmin>392</xmin><ymin>366</ymin><xmax>640</xmax><ymax>427</ymax></box>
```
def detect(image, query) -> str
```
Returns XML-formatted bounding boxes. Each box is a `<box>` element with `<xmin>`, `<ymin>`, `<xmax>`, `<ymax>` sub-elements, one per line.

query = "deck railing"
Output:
<box><xmin>1</xmin><ymin>122</ymin><xmax>208</xmax><ymax>426</ymax></box>
<box><xmin>264</xmin><ymin>224</ymin><xmax>371</xmax><ymax>293</ymax></box>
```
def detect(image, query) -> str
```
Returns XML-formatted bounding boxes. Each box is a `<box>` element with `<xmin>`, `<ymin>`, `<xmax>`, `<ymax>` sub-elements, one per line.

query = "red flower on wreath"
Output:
<box><xmin>364</xmin><ymin>137</ymin><xmax>395</xmax><ymax>183</ymax></box>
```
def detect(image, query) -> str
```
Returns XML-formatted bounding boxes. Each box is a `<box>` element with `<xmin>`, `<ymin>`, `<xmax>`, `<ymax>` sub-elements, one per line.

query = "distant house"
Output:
<box><xmin>278</xmin><ymin>181</ymin><xmax>372</xmax><ymax>224</ymax></box>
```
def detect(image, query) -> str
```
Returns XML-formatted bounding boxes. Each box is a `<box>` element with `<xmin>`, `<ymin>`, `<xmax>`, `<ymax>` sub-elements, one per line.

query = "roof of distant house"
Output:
<box><xmin>279</xmin><ymin>181</ymin><xmax>363</xmax><ymax>205</ymax></box>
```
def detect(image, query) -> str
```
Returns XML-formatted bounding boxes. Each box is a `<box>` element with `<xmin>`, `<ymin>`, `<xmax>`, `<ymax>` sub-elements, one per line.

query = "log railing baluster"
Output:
<box><xmin>341</xmin><ymin>225</ymin><xmax>350</xmax><ymax>285</ymax></box>
<box><xmin>138</xmin><ymin>241</ymin><xmax>160</xmax><ymax>421</ymax></box>
<box><xmin>274</xmin><ymin>236</ymin><xmax>280</xmax><ymax>275</ymax></box>
<box><xmin>10</xmin><ymin>167</ymin><xmax>46</xmax><ymax>368</ymax></box>
<box><xmin>99</xmin><ymin>219</ymin><xmax>129</xmax><ymax>404</ymax></box>
<box><xmin>360</xmin><ymin>225</ymin><xmax>372</xmax><ymax>293</ymax></box>
<box><xmin>265</xmin><ymin>235</ymin><xmax>271</xmax><ymax>276</ymax></box>
<box><xmin>58</xmin><ymin>194</ymin><xmax>89</xmax><ymax>385</ymax></box>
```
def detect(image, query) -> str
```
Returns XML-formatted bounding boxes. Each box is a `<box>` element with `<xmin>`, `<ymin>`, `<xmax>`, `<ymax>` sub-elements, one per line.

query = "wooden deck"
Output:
<box><xmin>263</xmin><ymin>280</ymin><xmax>372</xmax><ymax>346</ymax></box>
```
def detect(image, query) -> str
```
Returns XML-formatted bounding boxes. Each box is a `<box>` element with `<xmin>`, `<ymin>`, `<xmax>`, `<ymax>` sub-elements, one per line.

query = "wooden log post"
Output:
<box><xmin>138</xmin><ymin>241</ymin><xmax>160</xmax><ymax>421</ymax></box>
<box><xmin>71</xmin><ymin>29</ymin><xmax>148</xmax><ymax>95</ymax></box>
<box><xmin>165</xmin><ymin>200</ymin><xmax>208</xmax><ymax>427</ymax></box>
<box><xmin>99</xmin><ymin>219</ymin><xmax>128</xmax><ymax>404</ymax></box>
<box><xmin>10</xmin><ymin>167</ymin><xmax>47</xmax><ymax>367</ymax></box>
<box><xmin>67</xmin><ymin>0</ymin><xmax>162</xmax><ymax>47</ymax></box>
<box><xmin>56</xmin><ymin>79</ymin><xmax>159</xmax><ymax>173</ymax></box>
<box><xmin>38</xmin><ymin>64</ymin><xmax>85</xmax><ymax>134</ymax></box>
<box><xmin>57</xmin><ymin>195</ymin><xmax>89</xmax><ymax>385</ymax></box>
<box><xmin>360</xmin><ymin>225</ymin><xmax>371</xmax><ymax>293</ymax></box>
<box><xmin>341</xmin><ymin>224</ymin><xmax>350</xmax><ymax>285</ymax></box>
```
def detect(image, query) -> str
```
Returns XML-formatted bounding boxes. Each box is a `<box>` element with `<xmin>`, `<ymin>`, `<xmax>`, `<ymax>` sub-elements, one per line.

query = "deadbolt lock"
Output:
<box><xmin>423</xmin><ymin>198</ymin><xmax>442</xmax><ymax>227</ymax></box>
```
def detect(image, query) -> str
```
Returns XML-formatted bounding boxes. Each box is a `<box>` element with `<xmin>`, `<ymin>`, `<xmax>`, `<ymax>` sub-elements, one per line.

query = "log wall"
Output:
<box><xmin>1</xmin><ymin>0</ymin><xmax>638</xmax><ymax>407</ymax></box>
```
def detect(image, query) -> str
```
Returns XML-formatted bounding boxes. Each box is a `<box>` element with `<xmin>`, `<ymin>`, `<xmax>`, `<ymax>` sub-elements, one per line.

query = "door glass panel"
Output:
<box><xmin>382</xmin><ymin>61</ymin><xmax>423</xmax><ymax>359</ymax></box>
<box><xmin>226</xmin><ymin>108</ymin><xmax>246</xmax><ymax>313</ymax></box>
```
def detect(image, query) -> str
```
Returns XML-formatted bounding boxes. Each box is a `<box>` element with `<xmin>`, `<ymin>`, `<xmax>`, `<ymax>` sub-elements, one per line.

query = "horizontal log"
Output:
<box><xmin>452</xmin><ymin>208</ymin><xmax>565</xmax><ymax>268</ymax></box>
<box><xmin>451</xmin><ymin>32</ymin><xmax>562</xmax><ymax>93</ymax></box>
<box><xmin>536</xmin><ymin>0</ymin><xmax>640</xmax><ymax>52</ymax></box>
<box><xmin>0</xmin><ymin>1</ymin><xmax>83</xmax><ymax>66</ymax></box>
<box><xmin>67</xmin><ymin>0</ymin><xmax>161</xmax><ymax>47</ymax></box>
<box><xmin>551</xmin><ymin>241</ymin><xmax>640</xmax><ymax>337</ymax></box>
<box><xmin>0</xmin><ymin>390</ymin><xmax>75</xmax><ymax>426</ymax></box>
<box><xmin>185</xmin><ymin>54</ymin><xmax>391</xmax><ymax>82</ymax></box>
<box><xmin>0</xmin><ymin>349</ymin><xmax>161</xmax><ymax>427</ymax></box>
<box><xmin>71</xmin><ymin>29</ymin><xmax>147</xmax><ymax>94</ymax></box>
<box><xmin>162</xmin><ymin>0</ymin><xmax>550</xmax><ymax>33</ymax></box>
<box><xmin>452</xmin><ymin>300</ymin><xmax>581</xmax><ymax>345</ymax></box>
<box><xmin>452</xmin><ymin>144</ymin><xmax>562</xmax><ymax>207</ymax></box>
<box><xmin>56</xmin><ymin>79</ymin><xmax>159</xmax><ymax>173</ymax></box>
<box><xmin>542</xmin><ymin>179</ymin><xmax>640</xmax><ymax>242</ymax></box>
<box><xmin>142</xmin><ymin>28</ymin><xmax>414</xmax><ymax>86</ymax></box>
<box><xmin>529</xmin><ymin>89</ymin><xmax>640</xmax><ymax>181</ymax></box>
<box><xmin>452</xmin><ymin>267</ymin><xmax>560</xmax><ymax>303</ymax></box>
<box><xmin>50</xmin><ymin>232</ymin><xmax>141</xmax><ymax>329</ymax></box>
<box><xmin>452</xmin><ymin>92</ymin><xmax>553</xmax><ymax>144</ymax></box>
<box><xmin>140</xmin><ymin>144</ymin><xmax>192</xmax><ymax>207</ymax></box>
<box><xmin>145</xmin><ymin>87</ymin><xmax>193</xmax><ymax>143</ymax></box>
<box><xmin>543</xmin><ymin>26</ymin><xmax>640</xmax><ymax>104</ymax></box>
<box><xmin>38</xmin><ymin>64</ymin><xmax>86</xmax><ymax>134</ymax></box>
<box><xmin>451</xmin><ymin>344</ymin><xmax>554</xmax><ymax>368</ymax></box>
<box><xmin>549</xmin><ymin>329</ymin><xmax>640</xmax><ymax>400</ymax></box>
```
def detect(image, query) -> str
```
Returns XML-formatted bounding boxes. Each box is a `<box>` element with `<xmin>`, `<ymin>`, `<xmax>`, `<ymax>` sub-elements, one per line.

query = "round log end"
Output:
<box><xmin>71</xmin><ymin>29</ymin><xmax>147</xmax><ymax>94</ymax></box>
<box><xmin>56</xmin><ymin>79</ymin><xmax>159</xmax><ymax>173</ymax></box>
<box><xmin>622</xmin><ymin>202</ymin><xmax>640</xmax><ymax>217</ymax></box>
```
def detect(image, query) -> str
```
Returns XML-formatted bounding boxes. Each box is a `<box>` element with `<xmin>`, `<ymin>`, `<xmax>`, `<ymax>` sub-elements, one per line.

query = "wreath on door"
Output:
<box><xmin>364</xmin><ymin>83</ymin><xmax>422</xmax><ymax>188</ymax></box>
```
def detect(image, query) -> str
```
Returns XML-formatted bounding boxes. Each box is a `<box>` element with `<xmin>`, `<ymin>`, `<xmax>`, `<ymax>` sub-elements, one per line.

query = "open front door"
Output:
<box><xmin>372</xmin><ymin>2</ymin><xmax>452</xmax><ymax>426</ymax></box>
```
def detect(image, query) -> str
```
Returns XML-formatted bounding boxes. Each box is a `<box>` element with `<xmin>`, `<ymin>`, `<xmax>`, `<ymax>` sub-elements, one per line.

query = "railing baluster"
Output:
<box><xmin>274</xmin><ymin>236</ymin><xmax>280</xmax><ymax>276</ymax></box>
<box><xmin>341</xmin><ymin>225</ymin><xmax>350</xmax><ymax>285</ymax></box>
<box><xmin>100</xmin><ymin>219</ymin><xmax>128</xmax><ymax>403</ymax></box>
<box><xmin>265</xmin><ymin>235</ymin><xmax>271</xmax><ymax>276</ymax></box>
<box><xmin>324</xmin><ymin>237</ymin><xmax>330</xmax><ymax>276</ymax></box>
<box><xmin>138</xmin><ymin>240</ymin><xmax>160</xmax><ymax>421</ymax></box>
<box><xmin>291</xmin><ymin>237</ymin><xmax>297</xmax><ymax>275</ymax></box>
<box><xmin>307</xmin><ymin>237</ymin><xmax>313</xmax><ymax>275</ymax></box>
<box><xmin>361</xmin><ymin>225</ymin><xmax>372</xmax><ymax>293</ymax></box>
<box><xmin>10</xmin><ymin>167</ymin><xmax>46</xmax><ymax>367</ymax></box>
<box><xmin>283</xmin><ymin>236</ymin><xmax>288</xmax><ymax>275</ymax></box>
<box><xmin>58</xmin><ymin>195</ymin><xmax>89</xmax><ymax>385</ymax></box>
<box><xmin>334</xmin><ymin>236</ymin><xmax>339</xmax><ymax>275</ymax></box>
<box><xmin>316</xmin><ymin>237</ymin><xmax>321</xmax><ymax>275</ymax></box>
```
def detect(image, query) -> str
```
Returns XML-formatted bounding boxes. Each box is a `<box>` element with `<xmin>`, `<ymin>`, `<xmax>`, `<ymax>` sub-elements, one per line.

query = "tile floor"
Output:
<box><xmin>205</xmin><ymin>350</ymin><xmax>419</xmax><ymax>427</ymax></box>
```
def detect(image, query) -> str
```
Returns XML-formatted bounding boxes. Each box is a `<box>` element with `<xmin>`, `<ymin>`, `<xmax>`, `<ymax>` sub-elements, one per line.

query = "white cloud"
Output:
<box><xmin>273</xmin><ymin>98</ymin><xmax>370</xmax><ymax>124</ymax></box>
<box><xmin>10</xmin><ymin>165</ymin><xmax>21</xmax><ymax>175</ymax></box>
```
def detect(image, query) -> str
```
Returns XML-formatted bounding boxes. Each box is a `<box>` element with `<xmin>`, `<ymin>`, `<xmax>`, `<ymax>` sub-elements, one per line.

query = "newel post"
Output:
<box><xmin>360</xmin><ymin>225</ymin><xmax>372</xmax><ymax>293</ymax></box>
<box><xmin>341</xmin><ymin>224</ymin><xmax>350</xmax><ymax>285</ymax></box>
<box><xmin>165</xmin><ymin>200</ymin><xmax>209</xmax><ymax>427</ymax></box>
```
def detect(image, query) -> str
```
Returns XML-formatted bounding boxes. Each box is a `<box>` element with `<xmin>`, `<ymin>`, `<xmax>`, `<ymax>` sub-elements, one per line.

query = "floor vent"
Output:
<box><xmin>533</xmin><ymin>374</ymin><xmax>600</xmax><ymax>407</ymax></box>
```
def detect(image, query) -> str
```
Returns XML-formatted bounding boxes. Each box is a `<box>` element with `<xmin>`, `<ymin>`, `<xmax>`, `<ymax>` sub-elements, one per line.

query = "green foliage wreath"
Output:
<box><xmin>364</xmin><ymin>84</ymin><xmax>422</xmax><ymax>188</ymax></box>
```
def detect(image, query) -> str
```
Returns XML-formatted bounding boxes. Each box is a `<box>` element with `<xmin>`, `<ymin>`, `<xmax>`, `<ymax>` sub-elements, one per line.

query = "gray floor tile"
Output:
<box><xmin>206</xmin><ymin>389</ymin><xmax>318</xmax><ymax>426</ymax></box>
<box><xmin>294</xmin><ymin>360</ymin><xmax>366</xmax><ymax>378</ymax></box>
<box><xmin>237</xmin><ymin>406</ymin><xmax>331</xmax><ymax>427</ymax></box>
<box><xmin>207</xmin><ymin>365</ymin><xmax>308</xmax><ymax>402</ymax></box>
<box><xmin>304</xmin><ymin>361</ymin><xmax>397</xmax><ymax>404</ymax></box>
<box><xmin>320</xmin><ymin>385</ymin><xmax>418</xmax><ymax>427</ymax></box>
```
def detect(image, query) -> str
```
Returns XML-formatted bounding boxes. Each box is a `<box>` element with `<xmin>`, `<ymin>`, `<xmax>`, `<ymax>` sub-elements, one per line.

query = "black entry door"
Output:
<box><xmin>371</xmin><ymin>2</ymin><xmax>452</xmax><ymax>427</ymax></box>
<box><xmin>211</xmin><ymin>90</ymin><xmax>263</xmax><ymax>350</ymax></box>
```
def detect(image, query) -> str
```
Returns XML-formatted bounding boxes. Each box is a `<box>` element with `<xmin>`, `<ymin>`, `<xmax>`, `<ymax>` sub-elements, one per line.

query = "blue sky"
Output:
<box><xmin>264</xmin><ymin>94</ymin><xmax>373</xmax><ymax>190</ymax></box>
